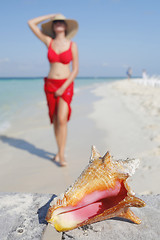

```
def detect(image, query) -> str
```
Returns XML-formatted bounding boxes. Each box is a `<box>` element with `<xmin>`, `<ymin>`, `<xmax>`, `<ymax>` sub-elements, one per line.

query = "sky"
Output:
<box><xmin>0</xmin><ymin>0</ymin><xmax>160</xmax><ymax>77</ymax></box>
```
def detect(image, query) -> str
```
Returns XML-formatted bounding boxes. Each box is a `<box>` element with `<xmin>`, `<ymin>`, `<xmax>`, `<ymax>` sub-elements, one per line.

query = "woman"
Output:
<box><xmin>28</xmin><ymin>14</ymin><xmax>79</xmax><ymax>166</ymax></box>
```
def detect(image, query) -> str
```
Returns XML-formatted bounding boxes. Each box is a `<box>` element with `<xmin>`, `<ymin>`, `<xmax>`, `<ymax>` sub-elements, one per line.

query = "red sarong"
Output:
<box><xmin>44</xmin><ymin>77</ymin><xmax>74</xmax><ymax>123</ymax></box>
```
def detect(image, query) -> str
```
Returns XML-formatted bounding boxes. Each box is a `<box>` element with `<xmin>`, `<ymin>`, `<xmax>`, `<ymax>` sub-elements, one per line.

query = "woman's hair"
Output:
<box><xmin>52</xmin><ymin>20</ymin><xmax>67</xmax><ymax>38</ymax></box>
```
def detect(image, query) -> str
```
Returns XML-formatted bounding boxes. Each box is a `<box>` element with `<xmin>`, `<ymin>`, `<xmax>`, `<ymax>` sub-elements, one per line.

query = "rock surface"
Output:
<box><xmin>0</xmin><ymin>193</ymin><xmax>159</xmax><ymax>240</ymax></box>
<box><xmin>0</xmin><ymin>192</ymin><xmax>55</xmax><ymax>240</ymax></box>
<box><xmin>62</xmin><ymin>195</ymin><xmax>160</xmax><ymax>240</ymax></box>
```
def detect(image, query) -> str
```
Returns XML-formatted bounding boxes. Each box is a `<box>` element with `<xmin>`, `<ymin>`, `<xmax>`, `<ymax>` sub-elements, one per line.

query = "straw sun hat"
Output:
<box><xmin>41</xmin><ymin>14</ymin><xmax>78</xmax><ymax>39</ymax></box>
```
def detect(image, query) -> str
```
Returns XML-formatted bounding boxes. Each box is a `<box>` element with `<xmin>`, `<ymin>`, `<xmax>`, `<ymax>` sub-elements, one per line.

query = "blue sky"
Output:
<box><xmin>0</xmin><ymin>0</ymin><xmax>159</xmax><ymax>77</ymax></box>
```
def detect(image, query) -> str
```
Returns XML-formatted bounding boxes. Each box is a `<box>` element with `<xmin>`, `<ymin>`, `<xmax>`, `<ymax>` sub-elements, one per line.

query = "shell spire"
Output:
<box><xmin>46</xmin><ymin>147</ymin><xmax>145</xmax><ymax>232</ymax></box>
<box><xmin>90</xmin><ymin>145</ymin><xmax>101</xmax><ymax>162</ymax></box>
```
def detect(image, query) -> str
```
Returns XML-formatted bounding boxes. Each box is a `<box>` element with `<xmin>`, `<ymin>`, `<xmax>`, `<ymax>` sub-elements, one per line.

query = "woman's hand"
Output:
<box><xmin>54</xmin><ymin>87</ymin><xmax>65</xmax><ymax>97</ymax></box>
<box><xmin>27</xmin><ymin>14</ymin><xmax>60</xmax><ymax>46</ymax></box>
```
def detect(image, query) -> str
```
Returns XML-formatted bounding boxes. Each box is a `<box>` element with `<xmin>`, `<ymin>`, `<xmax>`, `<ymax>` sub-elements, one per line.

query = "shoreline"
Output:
<box><xmin>0</xmin><ymin>83</ymin><xmax>106</xmax><ymax>194</ymax></box>
<box><xmin>0</xmin><ymin>79</ymin><xmax>159</xmax><ymax>195</ymax></box>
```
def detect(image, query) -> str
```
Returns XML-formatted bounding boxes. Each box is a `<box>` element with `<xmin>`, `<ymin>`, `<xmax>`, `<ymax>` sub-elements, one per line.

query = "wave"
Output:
<box><xmin>0</xmin><ymin>121</ymin><xmax>11</xmax><ymax>133</ymax></box>
<box><xmin>134</xmin><ymin>75</ymin><xmax>160</xmax><ymax>88</ymax></box>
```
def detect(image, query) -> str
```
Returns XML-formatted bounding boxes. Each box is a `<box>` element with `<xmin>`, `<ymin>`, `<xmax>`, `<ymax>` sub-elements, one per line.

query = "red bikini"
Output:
<box><xmin>44</xmin><ymin>78</ymin><xmax>74</xmax><ymax>123</ymax></box>
<box><xmin>48</xmin><ymin>39</ymin><xmax>72</xmax><ymax>64</ymax></box>
<box><xmin>44</xmin><ymin>39</ymin><xmax>74</xmax><ymax>123</ymax></box>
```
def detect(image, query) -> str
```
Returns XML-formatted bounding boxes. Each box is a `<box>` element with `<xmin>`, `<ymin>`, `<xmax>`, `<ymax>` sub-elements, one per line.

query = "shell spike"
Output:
<box><xmin>90</xmin><ymin>145</ymin><xmax>101</xmax><ymax>161</ymax></box>
<box><xmin>102</xmin><ymin>151</ymin><xmax>111</xmax><ymax>164</ymax></box>
<box><xmin>118</xmin><ymin>207</ymin><xmax>142</xmax><ymax>224</ymax></box>
<box><xmin>127</xmin><ymin>195</ymin><xmax>146</xmax><ymax>208</ymax></box>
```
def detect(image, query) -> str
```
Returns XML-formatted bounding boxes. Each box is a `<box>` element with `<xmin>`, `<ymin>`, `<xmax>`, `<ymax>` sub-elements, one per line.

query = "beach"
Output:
<box><xmin>89</xmin><ymin>79</ymin><xmax>160</xmax><ymax>195</ymax></box>
<box><xmin>0</xmin><ymin>78</ymin><xmax>160</xmax><ymax>239</ymax></box>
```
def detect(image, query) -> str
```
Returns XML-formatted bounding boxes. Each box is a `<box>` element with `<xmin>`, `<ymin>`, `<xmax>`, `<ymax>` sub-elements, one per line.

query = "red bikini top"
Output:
<box><xmin>48</xmin><ymin>39</ymin><xmax>72</xmax><ymax>64</ymax></box>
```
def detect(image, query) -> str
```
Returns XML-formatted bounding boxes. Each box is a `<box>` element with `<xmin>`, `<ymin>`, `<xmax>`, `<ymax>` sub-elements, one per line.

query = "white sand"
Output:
<box><xmin>89</xmin><ymin>79</ymin><xmax>160</xmax><ymax>195</ymax></box>
<box><xmin>0</xmin><ymin>85</ymin><xmax>106</xmax><ymax>240</ymax></box>
<box><xmin>0</xmin><ymin>79</ymin><xmax>160</xmax><ymax>239</ymax></box>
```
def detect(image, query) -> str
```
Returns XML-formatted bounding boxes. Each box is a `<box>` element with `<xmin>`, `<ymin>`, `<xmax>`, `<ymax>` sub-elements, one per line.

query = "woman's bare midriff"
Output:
<box><xmin>48</xmin><ymin>62</ymin><xmax>71</xmax><ymax>79</ymax></box>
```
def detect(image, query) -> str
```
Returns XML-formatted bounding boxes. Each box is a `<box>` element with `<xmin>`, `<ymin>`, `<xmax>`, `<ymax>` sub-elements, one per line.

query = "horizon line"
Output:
<box><xmin>0</xmin><ymin>76</ymin><xmax>140</xmax><ymax>79</ymax></box>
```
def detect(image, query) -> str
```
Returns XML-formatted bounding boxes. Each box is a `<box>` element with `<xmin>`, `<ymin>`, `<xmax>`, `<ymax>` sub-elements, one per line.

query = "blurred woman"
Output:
<box><xmin>28</xmin><ymin>14</ymin><xmax>79</xmax><ymax>166</ymax></box>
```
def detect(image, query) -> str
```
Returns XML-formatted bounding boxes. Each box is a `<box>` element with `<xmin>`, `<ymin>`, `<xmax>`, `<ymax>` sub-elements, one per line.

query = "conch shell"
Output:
<box><xmin>46</xmin><ymin>146</ymin><xmax>145</xmax><ymax>232</ymax></box>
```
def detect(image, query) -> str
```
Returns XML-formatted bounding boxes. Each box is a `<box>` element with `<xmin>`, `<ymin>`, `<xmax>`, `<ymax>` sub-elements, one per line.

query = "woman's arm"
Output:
<box><xmin>28</xmin><ymin>14</ymin><xmax>57</xmax><ymax>46</ymax></box>
<box><xmin>55</xmin><ymin>42</ymin><xmax>79</xmax><ymax>96</ymax></box>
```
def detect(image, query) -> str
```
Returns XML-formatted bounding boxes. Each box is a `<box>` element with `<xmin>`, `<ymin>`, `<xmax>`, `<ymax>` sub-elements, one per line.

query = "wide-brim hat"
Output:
<box><xmin>41</xmin><ymin>14</ymin><xmax>78</xmax><ymax>39</ymax></box>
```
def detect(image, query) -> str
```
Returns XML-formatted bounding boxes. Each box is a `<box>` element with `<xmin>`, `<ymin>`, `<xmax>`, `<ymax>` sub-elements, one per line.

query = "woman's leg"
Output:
<box><xmin>54</xmin><ymin>97</ymin><xmax>69</xmax><ymax>166</ymax></box>
<box><xmin>53</xmin><ymin>116</ymin><xmax>59</xmax><ymax>162</ymax></box>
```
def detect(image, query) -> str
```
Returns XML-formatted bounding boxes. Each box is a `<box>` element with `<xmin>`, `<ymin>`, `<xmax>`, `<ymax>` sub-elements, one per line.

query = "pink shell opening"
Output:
<box><xmin>56</xmin><ymin>181</ymin><xmax>127</xmax><ymax>225</ymax></box>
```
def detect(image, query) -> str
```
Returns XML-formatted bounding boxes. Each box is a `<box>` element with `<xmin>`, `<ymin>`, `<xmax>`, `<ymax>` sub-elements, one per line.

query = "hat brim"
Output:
<box><xmin>41</xmin><ymin>18</ymin><xmax>78</xmax><ymax>39</ymax></box>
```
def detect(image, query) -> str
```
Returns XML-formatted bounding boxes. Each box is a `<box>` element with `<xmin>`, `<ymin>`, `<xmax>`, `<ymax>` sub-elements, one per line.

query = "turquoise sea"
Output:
<box><xmin>0</xmin><ymin>77</ymin><xmax>125</xmax><ymax>132</ymax></box>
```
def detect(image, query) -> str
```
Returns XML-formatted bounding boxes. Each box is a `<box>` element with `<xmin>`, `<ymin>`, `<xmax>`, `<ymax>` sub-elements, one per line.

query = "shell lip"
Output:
<box><xmin>46</xmin><ymin>181</ymin><xmax>129</xmax><ymax>224</ymax></box>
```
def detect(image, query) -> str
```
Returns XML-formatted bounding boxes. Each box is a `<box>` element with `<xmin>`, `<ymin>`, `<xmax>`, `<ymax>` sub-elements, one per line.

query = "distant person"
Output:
<box><xmin>28</xmin><ymin>14</ymin><xmax>79</xmax><ymax>166</ymax></box>
<box><xmin>126</xmin><ymin>67</ymin><xmax>132</xmax><ymax>80</ymax></box>
<box><xmin>142</xmin><ymin>69</ymin><xmax>148</xmax><ymax>80</ymax></box>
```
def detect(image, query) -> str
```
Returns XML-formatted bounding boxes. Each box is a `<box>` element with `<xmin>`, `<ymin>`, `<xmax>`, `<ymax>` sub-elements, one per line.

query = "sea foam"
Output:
<box><xmin>0</xmin><ymin>121</ymin><xmax>11</xmax><ymax>133</ymax></box>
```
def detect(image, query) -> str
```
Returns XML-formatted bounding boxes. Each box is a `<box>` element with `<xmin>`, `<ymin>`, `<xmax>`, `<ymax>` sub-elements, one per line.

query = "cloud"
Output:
<box><xmin>122</xmin><ymin>64</ymin><xmax>129</xmax><ymax>69</ymax></box>
<box><xmin>102</xmin><ymin>62</ymin><xmax>109</xmax><ymax>67</ymax></box>
<box><xmin>17</xmin><ymin>65</ymin><xmax>33</xmax><ymax>71</ymax></box>
<box><xmin>0</xmin><ymin>58</ymin><xmax>9</xmax><ymax>63</ymax></box>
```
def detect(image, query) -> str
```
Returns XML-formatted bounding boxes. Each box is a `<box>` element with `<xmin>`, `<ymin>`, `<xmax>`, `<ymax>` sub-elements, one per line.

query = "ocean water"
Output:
<box><xmin>0</xmin><ymin>77</ymin><xmax>124</xmax><ymax>133</ymax></box>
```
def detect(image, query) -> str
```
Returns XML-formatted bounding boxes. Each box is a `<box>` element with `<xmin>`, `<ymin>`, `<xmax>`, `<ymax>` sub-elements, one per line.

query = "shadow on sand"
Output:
<box><xmin>0</xmin><ymin>135</ymin><xmax>59</xmax><ymax>166</ymax></box>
